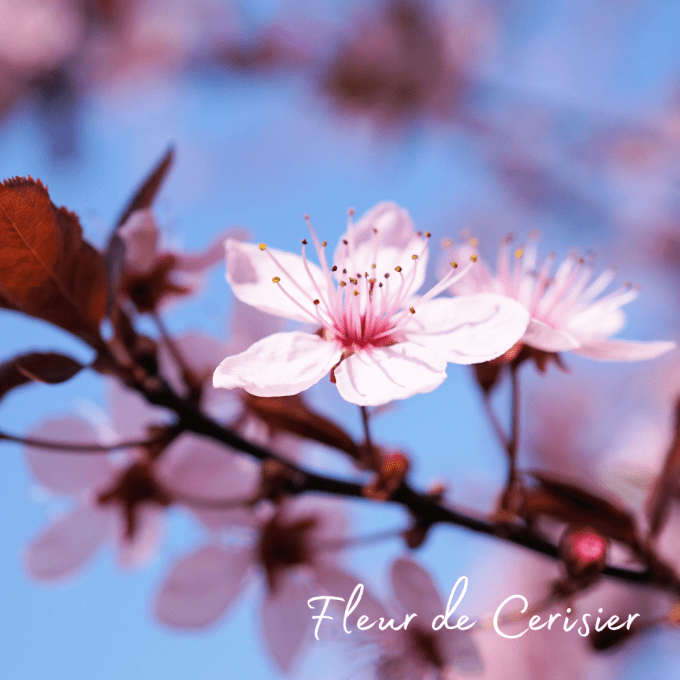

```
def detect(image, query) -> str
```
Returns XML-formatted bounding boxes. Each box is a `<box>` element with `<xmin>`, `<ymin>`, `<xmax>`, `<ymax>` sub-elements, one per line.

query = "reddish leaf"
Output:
<box><xmin>521</xmin><ymin>471</ymin><xmax>640</xmax><ymax>549</ymax></box>
<box><xmin>0</xmin><ymin>177</ymin><xmax>107</xmax><ymax>346</ymax></box>
<box><xmin>106</xmin><ymin>147</ymin><xmax>175</xmax><ymax>314</ymax></box>
<box><xmin>242</xmin><ymin>393</ymin><xmax>362</xmax><ymax>462</ymax></box>
<box><xmin>115</xmin><ymin>147</ymin><xmax>175</xmax><ymax>229</ymax></box>
<box><xmin>646</xmin><ymin>397</ymin><xmax>680</xmax><ymax>538</ymax></box>
<box><xmin>0</xmin><ymin>351</ymin><xmax>83</xmax><ymax>401</ymax></box>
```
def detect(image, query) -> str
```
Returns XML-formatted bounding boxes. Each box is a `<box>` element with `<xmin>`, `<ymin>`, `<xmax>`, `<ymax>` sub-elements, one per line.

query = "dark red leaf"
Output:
<box><xmin>114</xmin><ymin>146</ymin><xmax>175</xmax><ymax>229</ymax></box>
<box><xmin>242</xmin><ymin>393</ymin><xmax>362</xmax><ymax>462</ymax></box>
<box><xmin>646</xmin><ymin>397</ymin><xmax>680</xmax><ymax>538</ymax></box>
<box><xmin>0</xmin><ymin>177</ymin><xmax>107</xmax><ymax>345</ymax></box>
<box><xmin>521</xmin><ymin>471</ymin><xmax>641</xmax><ymax>549</ymax></box>
<box><xmin>0</xmin><ymin>351</ymin><xmax>83</xmax><ymax>401</ymax></box>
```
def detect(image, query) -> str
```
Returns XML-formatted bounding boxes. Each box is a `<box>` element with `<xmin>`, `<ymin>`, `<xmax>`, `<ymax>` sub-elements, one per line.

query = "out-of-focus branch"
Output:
<box><xmin>129</xmin><ymin>368</ymin><xmax>680</xmax><ymax>597</ymax></box>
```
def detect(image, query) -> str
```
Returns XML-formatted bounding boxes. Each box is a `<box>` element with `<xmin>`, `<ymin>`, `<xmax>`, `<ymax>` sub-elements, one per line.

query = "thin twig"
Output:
<box><xmin>0</xmin><ymin>430</ymin><xmax>168</xmax><ymax>453</ymax></box>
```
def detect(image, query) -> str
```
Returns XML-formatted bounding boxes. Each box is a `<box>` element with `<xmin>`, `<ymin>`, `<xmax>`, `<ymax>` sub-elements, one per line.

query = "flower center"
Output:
<box><xmin>259</xmin><ymin>211</ymin><xmax>473</xmax><ymax>354</ymax></box>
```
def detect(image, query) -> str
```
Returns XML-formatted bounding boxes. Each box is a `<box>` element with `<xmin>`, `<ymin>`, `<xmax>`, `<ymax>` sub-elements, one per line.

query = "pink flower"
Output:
<box><xmin>445</xmin><ymin>234</ymin><xmax>676</xmax><ymax>361</ymax></box>
<box><xmin>24</xmin><ymin>415</ymin><xmax>168</xmax><ymax>581</ymax></box>
<box><xmin>372</xmin><ymin>557</ymin><xmax>482</xmax><ymax>680</ymax></box>
<box><xmin>213</xmin><ymin>203</ymin><xmax>530</xmax><ymax>406</ymax></box>
<box><xmin>154</xmin><ymin>498</ymin><xmax>379</xmax><ymax>673</ymax></box>
<box><xmin>23</xmin><ymin>350</ymin><xmax>260</xmax><ymax>580</ymax></box>
<box><xmin>118</xmin><ymin>208</ymin><xmax>229</xmax><ymax>312</ymax></box>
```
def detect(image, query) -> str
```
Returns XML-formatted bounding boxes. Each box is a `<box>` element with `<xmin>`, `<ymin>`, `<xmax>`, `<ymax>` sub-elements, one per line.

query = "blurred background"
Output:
<box><xmin>2</xmin><ymin>0</ymin><xmax>680</xmax><ymax>678</ymax></box>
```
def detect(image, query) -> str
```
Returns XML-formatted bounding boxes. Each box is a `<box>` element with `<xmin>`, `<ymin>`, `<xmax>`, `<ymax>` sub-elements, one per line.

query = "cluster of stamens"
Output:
<box><xmin>258</xmin><ymin>212</ymin><xmax>475</xmax><ymax>352</ymax></box>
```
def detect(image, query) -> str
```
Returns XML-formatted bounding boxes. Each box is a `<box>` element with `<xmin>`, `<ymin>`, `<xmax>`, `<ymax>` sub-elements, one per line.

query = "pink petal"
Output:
<box><xmin>390</xmin><ymin>557</ymin><xmax>443</xmax><ymax>624</ymax></box>
<box><xmin>438</xmin><ymin>631</ymin><xmax>483</xmax><ymax>674</ymax></box>
<box><xmin>154</xmin><ymin>545</ymin><xmax>252</xmax><ymax>629</ymax></box>
<box><xmin>25</xmin><ymin>505</ymin><xmax>113</xmax><ymax>581</ymax></box>
<box><xmin>335</xmin><ymin>203</ymin><xmax>428</xmax><ymax>294</ymax></box>
<box><xmin>118</xmin><ymin>209</ymin><xmax>159</xmax><ymax>274</ymax></box>
<box><xmin>157</xmin><ymin>331</ymin><xmax>228</xmax><ymax>397</ymax></box>
<box><xmin>261</xmin><ymin>575</ymin><xmax>313</xmax><ymax>672</ymax></box>
<box><xmin>213</xmin><ymin>331</ymin><xmax>340</xmax><ymax>397</ymax></box>
<box><xmin>117</xmin><ymin>504</ymin><xmax>163</xmax><ymax>568</ymax></box>
<box><xmin>107</xmin><ymin>379</ymin><xmax>172</xmax><ymax>439</ymax></box>
<box><xmin>173</xmin><ymin>230</ymin><xmax>239</xmax><ymax>272</ymax></box>
<box><xmin>333</xmin><ymin>342</ymin><xmax>447</xmax><ymax>406</ymax></box>
<box><xmin>405</xmin><ymin>294</ymin><xmax>530</xmax><ymax>364</ymax></box>
<box><xmin>313</xmin><ymin>564</ymin><xmax>387</xmax><ymax>626</ymax></box>
<box><xmin>574</xmin><ymin>338</ymin><xmax>676</xmax><ymax>361</ymax></box>
<box><xmin>25</xmin><ymin>417</ymin><xmax>118</xmax><ymax>495</ymax></box>
<box><xmin>523</xmin><ymin>318</ymin><xmax>581</xmax><ymax>352</ymax></box>
<box><xmin>159</xmin><ymin>433</ymin><xmax>259</xmax><ymax>530</ymax></box>
<box><xmin>226</xmin><ymin>239</ymin><xmax>328</xmax><ymax>324</ymax></box>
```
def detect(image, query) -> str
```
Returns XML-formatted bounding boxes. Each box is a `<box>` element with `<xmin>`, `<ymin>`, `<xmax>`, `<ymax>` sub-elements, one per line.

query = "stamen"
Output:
<box><xmin>259</xmin><ymin>243</ymin><xmax>267</xmax><ymax>250</ymax></box>
<box><xmin>409</xmin><ymin>307</ymin><xmax>416</xmax><ymax>314</ymax></box>
<box><xmin>272</xmin><ymin>276</ymin><xmax>280</xmax><ymax>283</ymax></box>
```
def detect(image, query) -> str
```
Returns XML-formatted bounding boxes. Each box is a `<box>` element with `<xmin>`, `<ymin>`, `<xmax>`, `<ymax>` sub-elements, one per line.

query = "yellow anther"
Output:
<box><xmin>350</xmin><ymin>277</ymin><xmax>358</xmax><ymax>284</ymax></box>
<box><xmin>424</xmin><ymin>232</ymin><xmax>431</xmax><ymax>238</ymax></box>
<box><xmin>469</xmin><ymin>237</ymin><xmax>479</xmax><ymax>247</ymax></box>
<box><xmin>259</xmin><ymin>243</ymin><xmax>267</xmax><ymax>251</ymax></box>
<box><xmin>321</xmin><ymin>240</ymin><xmax>327</xmax><ymax>247</ymax></box>
<box><xmin>339</xmin><ymin>281</ymin><xmax>346</xmax><ymax>287</ymax></box>
<box><xmin>353</xmin><ymin>290</ymin><xmax>360</xmax><ymax>296</ymax></box>
<box><xmin>384</xmin><ymin>273</ymin><xmax>390</xmax><ymax>278</ymax></box>
<box><xmin>470</xmin><ymin>254</ymin><xmax>478</xmax><ymax>262</ymax></box>
<box><xmin>515</xmin><ymin>248</ymin><xmax>523</xmax><ymax>259</ymax></box>
<box><xmin>371</xmin><ymin>263</ymin><xmax>376</xmax><ymax>269</ymax></box>
<box><xmin>412</xmin><ymin>254</ymin><xmax>418</xmax><ymax>260</ymax></box>
<box><xmin>395</xmin><ymin>266</ymin><xmax>402</xmax><ymax>273</ymax></box>
<box><xmin>272</xmin><ymin>276</ymin><xmax>281</xmax><ymax>283</ymax></box>
<box><xmin>409</xmin><ymin>307</ymin><xmax>416</xmax><ymax>314</ymax></box>
<box><xmin>451</xmin><ymin>261</ymin><xmax>458</xmax><ymax>268</ymax></box>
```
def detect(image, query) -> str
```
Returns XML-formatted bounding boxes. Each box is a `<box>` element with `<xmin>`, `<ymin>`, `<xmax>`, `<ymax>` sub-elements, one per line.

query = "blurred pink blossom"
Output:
<box><xmin>370</xmin><ymin>557</ymin><xmax>482</xmax><ymax>680</ymax></box>
<box><xmin>444</xmin><ymin>233</ymin><xmax>675</xmax><ymax>361</ymax></box>
<box><xmin>154</xmin><ymin>497</ymin><xmax>379</xmax><ymax>673</ymax></box>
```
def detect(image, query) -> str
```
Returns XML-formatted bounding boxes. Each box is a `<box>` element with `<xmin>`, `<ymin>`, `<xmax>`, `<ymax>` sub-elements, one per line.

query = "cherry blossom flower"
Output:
<box><xmin>23</xmin><ymin>329</ymin><xmax>262</xmax><ymax>580</ymax></box>
<box><xmin>213</xmin><ymin>202</ymin><xmax>530</xmax><ymax>406</ymax></box>
<box><xmin>444</xmin><ymin>233</ymin><xmax>676</xmax><ymax>361</ymax></box>
<box><xmin>118</xmin><ymin>208</ymin><xmax>229</xmax><ymax>312</ymax></box>
<box><xmin>154</xmin><ymin>498</ymin><xmax>381</xmax><ymax>673</ymax></box>
<box><xmin>371</xmin><ymin>557</ymin><xmax>482</xmax><ymax>680</ymax></box>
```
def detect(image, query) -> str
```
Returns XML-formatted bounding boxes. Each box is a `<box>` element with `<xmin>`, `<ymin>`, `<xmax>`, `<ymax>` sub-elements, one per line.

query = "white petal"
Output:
<box><xmin>335</xmin><ymin>203</ymin><xmax>428</xmax><ymax>294</ymax></box>
<box><xmin>213</xmin><ymin>331</ymin><xmax>340</xmax><ymax>397</ymax></box>
<box><xmin>118</xmin><ymin>209</ymin><xmax>159</xmax><ymax>274</ymax></box>
<box><xmin>405</xmin><ymin>294</ymin><xmax>530</xmax><ymax>364</ymax></box>
<box><xmin>390</xmin><ymin>557</ymin><xmax>443</xmax><ymax>624</ymax></box>
<box><xmin>25</xmin><ymin>505</ymin><xmax>113</xmax><ymax>581</ymax></box>
<box><xmin>334</xmin><ymin>343</ymin><xmax>447</xmax><ymax>406</ymax></box>
<box><xmin>226</xmin><ymin>239</ymin><xmax>328</xmax><ymax>324</ymax></box>
<box><xmin>154</xmin><ymin>545</ymin><xmax>252</xmax><ymax>629</ymax></box>
<box><xmin>565</xmin><ymin>306</ymin><xmax>626</xmax><ymax>339</ymax></box>
<box><xmin>25</xmin><ymin>417</ymin><xmax>117</xmax><ymax>495</ymax></box>
<box><xmin>117</xmin><ymin>504</ymin><xmax>163</xmax><ymax>568</ymax></box>
<box><xmin>261</xmin><ymin>575</ymin><xmax>312</xmax><ymax>672</ymax></box>
<box><xmin>523</xmin><ymin>318</ymin><xmax>581</xmax><ymax>352</ymax></box>
<box><xmin>575</xmin><ymin>338</ymin><xmax>676</xmax><ymax>361</ymax></box>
